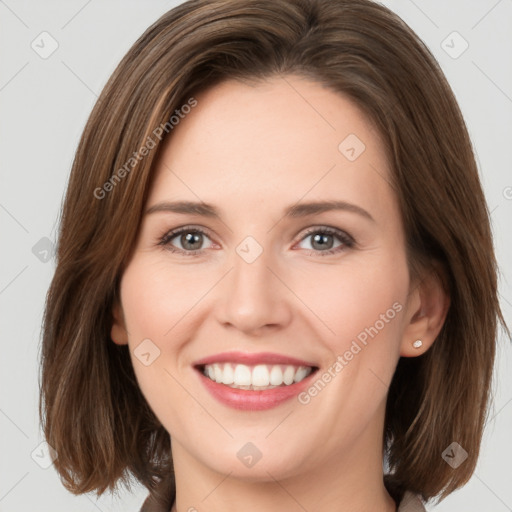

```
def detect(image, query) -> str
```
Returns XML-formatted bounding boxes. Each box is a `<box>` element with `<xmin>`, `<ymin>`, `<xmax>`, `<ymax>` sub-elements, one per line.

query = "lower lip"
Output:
<box><xmin>196</xmin><ymin>368</ymin><xmax>317</xmax><ymax>411</ymax></box>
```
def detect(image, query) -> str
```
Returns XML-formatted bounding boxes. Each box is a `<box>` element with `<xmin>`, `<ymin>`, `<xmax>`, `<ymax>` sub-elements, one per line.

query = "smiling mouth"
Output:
<box><xmin>196</xmin><ymin>363</ymin><xmax>318</xmax><ymax>391</ymax></box>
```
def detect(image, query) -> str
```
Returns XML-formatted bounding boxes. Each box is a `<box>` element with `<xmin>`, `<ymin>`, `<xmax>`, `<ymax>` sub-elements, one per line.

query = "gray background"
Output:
<box><xmin>1</xmin><ymin>0</ymin><xmax>511</xmax><ymax>510</ymax></box>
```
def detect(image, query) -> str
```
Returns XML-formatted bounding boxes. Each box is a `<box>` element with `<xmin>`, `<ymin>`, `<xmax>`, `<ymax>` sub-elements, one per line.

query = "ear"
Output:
<box><xmin>400</xmin><ymin>263</ymin><xmax>450</xmax><ymax>357</ymax></box>
<box><xmin>111</xmin><ymin>298</ymin><xmax>129</xmax><ymax>345</ymax></box>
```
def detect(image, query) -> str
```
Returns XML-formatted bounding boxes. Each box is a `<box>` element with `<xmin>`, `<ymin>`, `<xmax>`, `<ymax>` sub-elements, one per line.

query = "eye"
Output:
<box><xmin>157</xmin><ymin>226</ymin><xmax>214</xmax><ymax>255</ymax></box>
<box><xmin>295</xmin><ymin>227</ymin><xmax>355</xmax><ymax>256</ymax></box>
<box><xmin>157</xmin><ymin>225</ymin><xmax>355</xmax><ymax>257</ymax></box>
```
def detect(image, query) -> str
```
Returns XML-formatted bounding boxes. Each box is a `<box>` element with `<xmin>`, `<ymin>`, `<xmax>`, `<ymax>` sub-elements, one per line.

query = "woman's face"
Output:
<box><xmin>112</xmin><ymin>76</ymin><xmax>420</xmax><ymax>481</ymax></box>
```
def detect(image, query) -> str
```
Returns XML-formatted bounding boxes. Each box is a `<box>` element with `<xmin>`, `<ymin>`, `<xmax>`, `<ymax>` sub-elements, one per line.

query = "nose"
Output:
<box><xmin>215</xmin><ymin>243</ymin><xmax>293</xmax><ymax>335</ymax></box>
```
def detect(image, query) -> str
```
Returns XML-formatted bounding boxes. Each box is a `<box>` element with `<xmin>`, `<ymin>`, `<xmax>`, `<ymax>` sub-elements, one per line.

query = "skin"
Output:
<box><xmin>111</xmin><ymin>75</ymin><xmax>449</xmax><ymax>512</ymax></box>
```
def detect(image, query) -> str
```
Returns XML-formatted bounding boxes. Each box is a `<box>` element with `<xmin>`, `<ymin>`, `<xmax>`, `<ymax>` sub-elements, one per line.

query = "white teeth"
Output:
<box><xmin>269</xmin><ymin>365</ymin><xmax>283</xmax><ymax>386</ymax></box>
<box><xmin>283</xmin><ymin>365</ymin><xmax>295</xmax><ymax>385</ymax></box>
<box><xmin>294</xmin><ymin>366</ymin><xmax>310</xmax><ymax>383</ymax></box>
<box><xmin>233</xmin><ymin>364</ymin><xmax>252</xmax><ymax>385</ymax></box>
<box><xmin>221</xmin><ymin>364</ymin><xmax>234</xmax><ymax>385</ymax></box>
<box><xmin>202</xmin><ymin>362</ymin><xmax>313</xmax><ymax>389</ymax></box>
<box><xmin>252</xmin><ymin>365</ymin><xmax>269</xmax><ymax>386</ymax></box>
<box><xmin>213</xmin><ymin>363</ymin><xmax>223</xmax><ymax>383</ymax></box>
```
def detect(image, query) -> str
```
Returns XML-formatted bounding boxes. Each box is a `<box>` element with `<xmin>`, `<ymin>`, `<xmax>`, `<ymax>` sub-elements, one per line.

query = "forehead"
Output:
<box><xmin>148</xmin><ymin>76</ymin><xmax>395</xmax><ymax>222</ymax></box>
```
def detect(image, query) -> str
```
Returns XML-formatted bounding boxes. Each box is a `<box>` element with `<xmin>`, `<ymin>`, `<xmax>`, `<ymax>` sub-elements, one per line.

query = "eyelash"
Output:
<box><xmin>156</xmin><ymin>225</ymin><xmax>355</xmax><ymax>257</ymax></box>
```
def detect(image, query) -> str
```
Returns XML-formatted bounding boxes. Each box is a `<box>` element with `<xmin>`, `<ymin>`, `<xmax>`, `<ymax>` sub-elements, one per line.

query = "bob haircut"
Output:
<box><xmin>39</xmin><ymin>0</ymin><xmax>508</xmax><ymax>509</ymax></box>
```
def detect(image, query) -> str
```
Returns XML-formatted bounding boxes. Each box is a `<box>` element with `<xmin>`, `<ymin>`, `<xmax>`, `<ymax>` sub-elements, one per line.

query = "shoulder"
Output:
<box><xmin>398</xmin><ymin>491</ymin><xmax>427</xmax><ymax>512</ymax></box>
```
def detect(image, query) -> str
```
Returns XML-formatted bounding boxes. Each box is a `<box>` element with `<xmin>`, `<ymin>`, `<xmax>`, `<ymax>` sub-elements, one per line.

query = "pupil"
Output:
<box><xmin>183</xmin><ymin>232</ymin><xmax>202</xmax><ymax>250</ymax></box>
<box><xmin>312</xmin><ymin>233</ymin><xmax>333</xmax><ymax>250</ymax></box>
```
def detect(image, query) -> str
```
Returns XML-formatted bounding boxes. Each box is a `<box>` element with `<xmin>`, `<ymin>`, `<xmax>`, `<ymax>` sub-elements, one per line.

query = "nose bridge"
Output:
<box><xmin>216</xmin><ymin>236</ymin><xmax>291</xmax><ymax>333</ymax></box>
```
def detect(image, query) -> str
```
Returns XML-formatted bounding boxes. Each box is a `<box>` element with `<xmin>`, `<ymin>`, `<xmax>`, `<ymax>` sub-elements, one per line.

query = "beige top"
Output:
<box><xmin>398</xmin><ymin>491</ymin><xmax>427</xmax><ymax>511</ymax></box>
<box><xmin>141</xmin><ymin>490</ymin><xmax>427</xmax><ymax>511</ymax></box>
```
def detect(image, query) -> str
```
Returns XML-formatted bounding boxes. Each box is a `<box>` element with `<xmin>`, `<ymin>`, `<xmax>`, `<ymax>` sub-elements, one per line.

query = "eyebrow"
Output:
<box><xmin>146</xmin><ymin>200</ymin><xmax>375</xmax><ymax>222</ymax></box>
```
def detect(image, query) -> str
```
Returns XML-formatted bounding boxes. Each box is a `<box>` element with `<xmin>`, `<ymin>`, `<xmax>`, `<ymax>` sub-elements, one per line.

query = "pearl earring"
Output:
<box><xmin>412</xmin><ymin>339</ymin><xmax>423</xmax><ymax>349</ymax></box>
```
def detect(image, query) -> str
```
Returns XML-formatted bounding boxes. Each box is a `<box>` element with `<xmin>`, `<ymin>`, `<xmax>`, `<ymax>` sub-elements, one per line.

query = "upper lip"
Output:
<box><xmin>193</xmin><ymin>351</ymin><xmax>318</xmax><ymax>368</ymax></box>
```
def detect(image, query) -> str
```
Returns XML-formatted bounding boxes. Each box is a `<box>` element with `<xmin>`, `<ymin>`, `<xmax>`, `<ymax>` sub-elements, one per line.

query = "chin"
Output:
<box><xmin>190</xmin><ymin>436</ymin><xmax>311</xmax><ymax>482</ymax></box>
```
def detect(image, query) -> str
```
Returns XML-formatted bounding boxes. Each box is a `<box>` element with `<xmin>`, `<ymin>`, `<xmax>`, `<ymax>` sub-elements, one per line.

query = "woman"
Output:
<box><xmin>39</xmin><ymin>1</ymin><xmax>508</xmax><ymax>511</ymax></box>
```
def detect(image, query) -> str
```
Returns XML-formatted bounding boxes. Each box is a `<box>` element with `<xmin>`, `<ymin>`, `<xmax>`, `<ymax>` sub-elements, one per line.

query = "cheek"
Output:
<box><xmin>300</xmin><ymin>249</ymin><xmax>409</xmax><ymax>358</ymax></box>
<box><xmin>118</xmin><ymin>260</ymin><xmax>189</xmax><ymax>380</ymax></box>
<box><xmin>120</xmin><ymin>258</ymin><xmax>205</xmax><ymax>340</ymax></box>
<box><xmin>119</xmin><ymin>259</ymin><xmax>202</xmax><ymax>431</ymax></box>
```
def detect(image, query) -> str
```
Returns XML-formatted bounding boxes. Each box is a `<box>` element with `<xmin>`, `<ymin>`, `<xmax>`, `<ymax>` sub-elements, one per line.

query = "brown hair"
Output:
<box><xmin>39</xmin><ymin>0</ymin><xmax>508</xmax><ymax>508</ymax></box>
